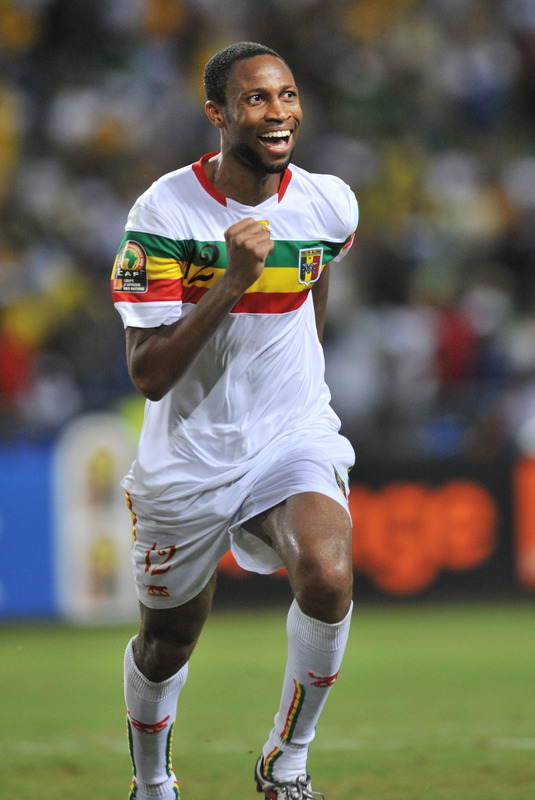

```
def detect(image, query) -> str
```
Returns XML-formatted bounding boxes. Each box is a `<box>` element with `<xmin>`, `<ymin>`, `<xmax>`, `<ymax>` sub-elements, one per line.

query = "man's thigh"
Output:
<box><xmin>230</xmin><ymin>431</ymin><xmax>354</xmax><ymax>576</ymax></box>
<box><xmin>252</xmin><ymin>491</ymin><xmax>353</xmax><ymax>567</ymax></box>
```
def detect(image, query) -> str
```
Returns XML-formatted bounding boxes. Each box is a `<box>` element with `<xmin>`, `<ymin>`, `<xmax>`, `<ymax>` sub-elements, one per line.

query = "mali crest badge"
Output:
<box><xmin>298</xmin><ymin>247</ymin><xmax>323</xmax><ymax>286</ymax></box>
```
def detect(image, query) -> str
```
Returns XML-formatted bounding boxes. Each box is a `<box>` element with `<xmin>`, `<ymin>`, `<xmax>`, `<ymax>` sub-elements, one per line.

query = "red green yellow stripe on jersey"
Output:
<box><xmin>111</xmin><ymin>230</ymin><xmax>353</xmax><ymax>315</ymax></box>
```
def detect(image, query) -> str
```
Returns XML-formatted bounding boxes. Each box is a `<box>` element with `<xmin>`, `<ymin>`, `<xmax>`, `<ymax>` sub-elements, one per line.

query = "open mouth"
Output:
<box><xmin>258</xmin><ymin>129</ymin><xmax>292</xmax><ymax>154</ymax></box>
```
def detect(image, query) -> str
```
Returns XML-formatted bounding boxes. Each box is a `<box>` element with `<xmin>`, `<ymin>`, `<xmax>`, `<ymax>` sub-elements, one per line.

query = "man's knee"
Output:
<box><xmin>263</xmin><ymin>493</ymin><xmax>354</xmax><ymax>623</ymax></box>
<box><xmin>134</xmin><ymin>574</ymin><xmax>216</xmax><ymax>681</ymax></box>
<box><xmin>135</xmin><ymin>622</ymin><xmax>193</xmax><ymax>679</ymax></box>
<box><xmin>292</xmin><ymin>552</ymin><xmax>353</xmax><ymax>622</ymax></box>
<box><xmin>306</xmin><ymin>555</ymin><xmax>353</xmax><ymax>597</ymax></box>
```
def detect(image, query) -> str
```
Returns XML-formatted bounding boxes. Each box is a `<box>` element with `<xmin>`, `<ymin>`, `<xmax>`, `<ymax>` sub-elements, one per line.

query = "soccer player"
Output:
<box><xmin>111</xmin><ymin>41</ymin><xmax>358</xmax><ymax>800</ymax></box>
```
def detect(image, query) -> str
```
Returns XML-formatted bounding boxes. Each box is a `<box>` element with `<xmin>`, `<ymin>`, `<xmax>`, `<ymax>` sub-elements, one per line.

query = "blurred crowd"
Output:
<box><xmin>1</xmin><ymin>0</ymin><xmax>535</xmax><ymax>461</ymax></box>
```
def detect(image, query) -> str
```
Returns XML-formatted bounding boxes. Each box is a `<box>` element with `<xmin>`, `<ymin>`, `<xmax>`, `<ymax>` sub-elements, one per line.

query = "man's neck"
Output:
<box><xmin>203</xmin><ymin>153</ymin><xmax>283</xmax><ymax>206</ymax></box>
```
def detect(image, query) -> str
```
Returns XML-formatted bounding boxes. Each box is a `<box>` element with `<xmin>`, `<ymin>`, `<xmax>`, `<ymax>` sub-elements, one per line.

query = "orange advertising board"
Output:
<box><xmin>348</xmin><ymin>480</ymin><xmax>497</xmax><ymax>594</ymax></box>
<box><xmin>513</xmin><ymin>457</ymin><xmax>535</xmax><ymax>590</ymax></box>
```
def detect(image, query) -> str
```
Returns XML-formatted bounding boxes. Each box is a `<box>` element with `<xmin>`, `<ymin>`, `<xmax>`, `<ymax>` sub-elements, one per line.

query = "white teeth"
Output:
<box><xmin>260</xmin><ymin>130</ymin><xmax>291</xmax><ymax>138</ymax></box>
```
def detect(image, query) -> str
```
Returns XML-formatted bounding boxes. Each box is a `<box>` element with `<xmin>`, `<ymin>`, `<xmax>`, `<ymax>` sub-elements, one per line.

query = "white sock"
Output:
<box><xmin>262</xmin><ymin>599</ymin><xmax>353</xmax><ymax>782</ymax></box>
<box><xmin>124</xmin><ymin>638</ymin><xmax>187</xmax><ymax>799</ymax></box>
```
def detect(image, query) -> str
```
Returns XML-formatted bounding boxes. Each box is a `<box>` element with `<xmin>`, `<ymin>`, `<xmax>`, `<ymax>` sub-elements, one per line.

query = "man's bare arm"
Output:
<box><xmin>126</xmin><ymin>218</ymin><xmax>274</xmax><ymax>401</ymax></box>
<box><xmin>311</xmin><ymin>263</ymin><xmax>330</xmax><ymax>343</ymax></box>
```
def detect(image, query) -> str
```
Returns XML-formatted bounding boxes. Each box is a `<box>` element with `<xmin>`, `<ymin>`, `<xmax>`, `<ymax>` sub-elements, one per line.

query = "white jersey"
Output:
<box><xmin>111</xmin><ymin>154</ymin><xmax>358</xmax><ymax>505</ymax></box>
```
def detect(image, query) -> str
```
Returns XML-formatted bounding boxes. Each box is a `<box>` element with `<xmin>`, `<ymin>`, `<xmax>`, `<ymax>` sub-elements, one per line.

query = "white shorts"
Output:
<box><xmin>127</xmin><ymin>431</ymin><xmax>355</xmax><ymax>608</ymax></box>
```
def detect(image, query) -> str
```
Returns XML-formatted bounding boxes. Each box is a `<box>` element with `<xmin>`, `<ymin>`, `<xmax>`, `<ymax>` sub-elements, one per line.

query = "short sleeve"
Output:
<box><xmin>111</xmin><ymin>199</ymin><xmax>191</xmax><ymax>329</ymax></box>
<box><xmin>330</xmin><ymin>182</ymin><xmax>359</xmax><ymax>264</ymax></box>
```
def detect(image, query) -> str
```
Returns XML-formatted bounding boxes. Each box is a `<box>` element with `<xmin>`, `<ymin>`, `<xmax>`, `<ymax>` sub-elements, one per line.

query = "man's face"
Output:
<box><xmin>220</xmin><ymin>55</ymin><xmax>302</xmax><ymax>174</ymax></box>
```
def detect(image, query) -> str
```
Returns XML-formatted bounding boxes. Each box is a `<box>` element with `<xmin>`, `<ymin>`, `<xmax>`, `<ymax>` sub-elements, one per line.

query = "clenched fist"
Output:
<box><xmin>224</xmin><ymin>217</ymin><xmax>274</xmax><ymax>293</ymax></box>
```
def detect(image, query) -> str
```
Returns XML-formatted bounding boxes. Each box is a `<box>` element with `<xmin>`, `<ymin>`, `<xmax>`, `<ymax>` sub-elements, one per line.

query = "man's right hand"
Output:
<box><xmin>224</xmin><ymin>217</ymin><xmax>274</xmax><ymax>293</ymax></box>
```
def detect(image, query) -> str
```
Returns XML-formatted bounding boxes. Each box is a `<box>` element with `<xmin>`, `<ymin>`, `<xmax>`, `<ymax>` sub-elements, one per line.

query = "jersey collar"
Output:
<box><xmin>192</xmin><ymin>153</ymin><xmax>292</xmax><ymax>207</ymax></box>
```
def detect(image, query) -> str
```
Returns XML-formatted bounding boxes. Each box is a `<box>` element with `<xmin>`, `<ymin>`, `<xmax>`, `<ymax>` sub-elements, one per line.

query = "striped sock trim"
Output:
<box><xmin>280</xmin><ymin>679</ymin><xmax>306</xmax><ymax>744</ymax></box>
<box><xmin>128</xmin><ymin>775</ymin><xmax>179</xmax><ymax>799</ymax></box>
<box><xmin>166</xmin><ymin>721</ymin><xmax>175</xmax><ymax>778</ymax></box>
<box><xmin>264</xmin><ymin>747</ymin><xmax>284</xmax><ymax>781</ymax></box>
<box><xmin>126</xmin><ymin>717</ymin><xmax>178</xmax><ymax>793</ymax></box>
<box><xmin>127</xmin><ymin>715</ymin><xmax>136</xmax><ymax>776</ymax></box>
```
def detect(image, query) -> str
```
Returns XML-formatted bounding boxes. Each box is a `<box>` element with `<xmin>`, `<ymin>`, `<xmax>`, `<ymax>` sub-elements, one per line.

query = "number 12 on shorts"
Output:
<box><xmin>144</xmin><ymin>543</ymin><xmax>177</xmax><ymax>575</ymax></box>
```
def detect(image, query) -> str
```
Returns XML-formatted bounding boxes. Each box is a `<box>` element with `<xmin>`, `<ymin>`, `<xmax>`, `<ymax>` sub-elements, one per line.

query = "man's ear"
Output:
<box><xmin>205</xmin><ymin>100</ymin><xmax>226</xmax><ymax>129</ymax></box>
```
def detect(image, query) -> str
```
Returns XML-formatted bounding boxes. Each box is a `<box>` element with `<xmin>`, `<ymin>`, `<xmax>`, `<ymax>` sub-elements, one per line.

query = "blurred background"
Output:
<box><xmin>1</xmin><ymin>0</ymin><xmax>535</xmax><ymax>620</ymax></box>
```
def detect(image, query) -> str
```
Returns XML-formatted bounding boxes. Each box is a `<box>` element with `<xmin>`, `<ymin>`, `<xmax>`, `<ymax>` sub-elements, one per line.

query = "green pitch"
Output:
<box><xmin>1</xmin><ymin>602</ymin><xmax>534</xmax><ymax>799</ymax></box>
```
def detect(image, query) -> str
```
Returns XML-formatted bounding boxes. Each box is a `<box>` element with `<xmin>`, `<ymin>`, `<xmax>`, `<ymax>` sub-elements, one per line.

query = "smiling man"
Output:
<box><xmin>111</xmin><ymin>42</ymin><xmax>359</xmax><ymax>800</ymax></box>
<box><xmin>205</xmin><ymin>49</ymin><xmax>300</xmax><ymax>181</ymax></box>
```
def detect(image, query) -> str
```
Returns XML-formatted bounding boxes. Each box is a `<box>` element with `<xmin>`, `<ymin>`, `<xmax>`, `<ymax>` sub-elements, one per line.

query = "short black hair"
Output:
<box><xmin>203</xmin><ymin>42</ymin><xmax>288</xmax><ymax>106</ymax></box>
